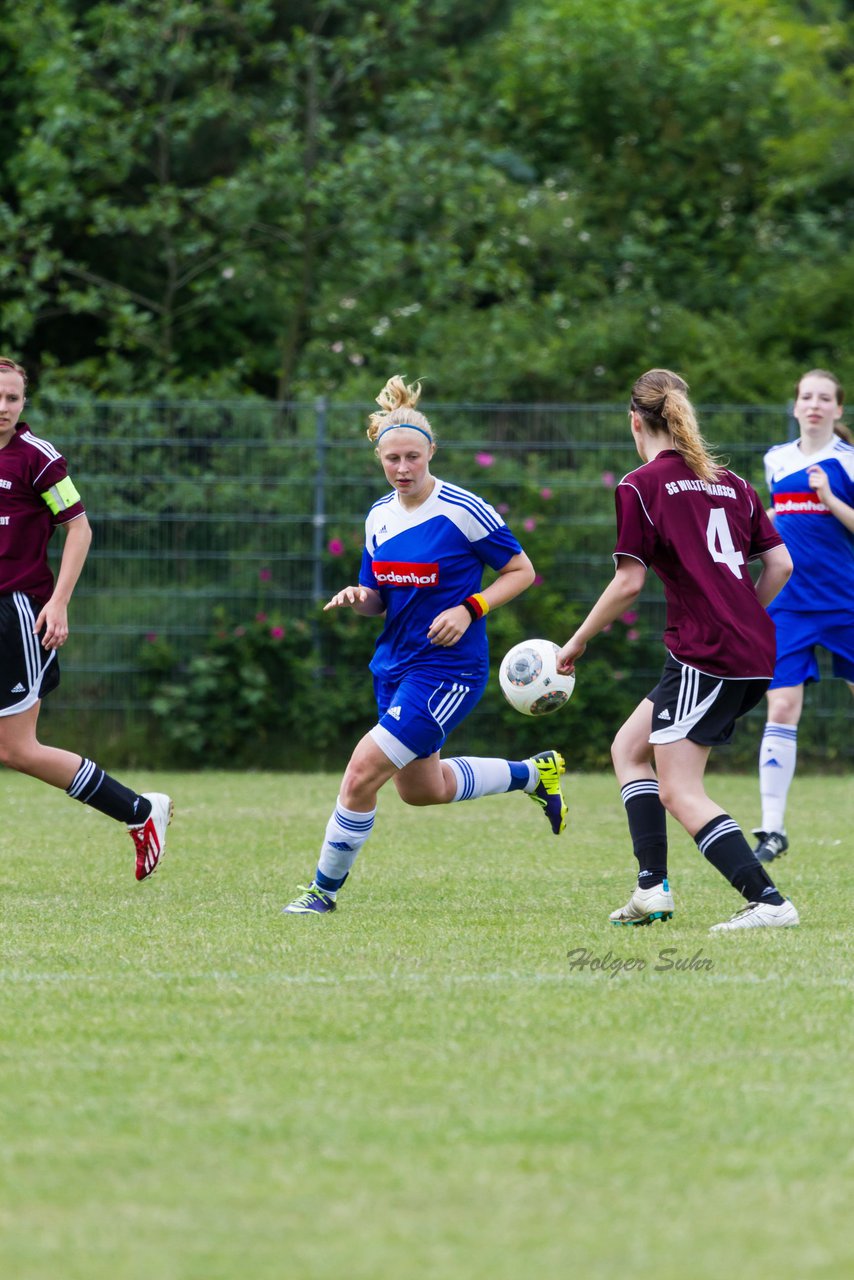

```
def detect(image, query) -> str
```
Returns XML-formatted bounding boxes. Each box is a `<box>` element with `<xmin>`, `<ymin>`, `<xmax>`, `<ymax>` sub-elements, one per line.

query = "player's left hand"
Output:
<box><xmin>34</xmin><ymin>601</ymin><xmax>69</xmax><ymax>650</ymax></box>
<box><xmin>427</xmin><ymin>606</ymin><xmax>470</xmax><ymax>647</ymax></box>
<box><xmin>807</xmin><ymin>465</ymin><xmax>831</xmax><ymax>504</ymax></box>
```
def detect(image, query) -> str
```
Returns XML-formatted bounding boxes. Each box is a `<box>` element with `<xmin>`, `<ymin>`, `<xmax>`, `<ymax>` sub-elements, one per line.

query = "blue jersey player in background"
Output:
<box><xmin>753</xmin><ymin>369</ymin><xmax>854</xmax><ymax>864</ymax></box>
<box><xmin>283</xmin><ymin>375</ymin><xmax>568</xmax><ymax>915</ymax></box>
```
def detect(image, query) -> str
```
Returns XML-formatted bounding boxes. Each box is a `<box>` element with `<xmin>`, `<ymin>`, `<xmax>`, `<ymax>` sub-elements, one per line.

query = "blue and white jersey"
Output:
<box><xmin>764</xmin><ymin>436</ymin><xmax>854</xmax><ymax>612</ymax></box>
<box><xmin>359</xmin><ymin>478</ymin><xmax>523</xmax><ymax>684</ymax></box>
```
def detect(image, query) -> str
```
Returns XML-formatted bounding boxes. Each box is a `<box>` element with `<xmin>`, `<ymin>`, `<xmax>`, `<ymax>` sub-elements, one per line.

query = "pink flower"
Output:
<box><xmin>601</xmin><ymin>471</ymin><xmax>616</xmax><ymax>488</ymax></box>
<box><xmin>233</xmin><ymin>625</ymin><xmax>246</xmax><ymax>637</ymax></box>
<box><xmin>602</xmin><ymin>623</ymin><xmax>612</xmax><ymax>633</ymax></box>
<box><xmin>259</xmin><ymin>567</ymin><xmax>272</xmax><ymax>582</ymax></box>
<box><xmin>270</xmin><ymin>626</ymin><xmax>285</xmax><ymax>639</ymax></box>
<box><xmin>540</xmin><ymin>487</ymin><xmax>553</xmax><ymax>500</ymax></box>
<box><xmin>533</xmin><ymin>573</ymin><xmax>544</xmax><ymax>586</ymax></box>
<box><xmin>620</xmin><ymin>610</ymin><xmax>638</xmax><ymax>625</ymax></box>
<box><xmin>523</xmin><ymin>517</ymin><xmax>536</xmax><ymax>532</ymax></box>
<box><xmin>255</xmin><ymin>612</ymin><xmax>268</xmax><ymax>623</ymax></box>
<box><xmin>327</xmin><ymin>538</ymin><xmax>344</xmax><ymax>557</ymax></box>
<box><xmin>475</xmin><ymin>452</ymin><xmax>495</xmax><ymax>468</ymax></box>
<box><xmin>145</xmin><ymin>632</ymin><xmax>158</xmax><ymax>643</ymax></box>
<box><xmin>627</xmin><ymin>628</ymin><xmax>640</xmax><ymax>642</ymax></box>
<box><xmin>496</xmin><ymin>503</ymin><xmax>510</xmax><ymax>515</ymax></box>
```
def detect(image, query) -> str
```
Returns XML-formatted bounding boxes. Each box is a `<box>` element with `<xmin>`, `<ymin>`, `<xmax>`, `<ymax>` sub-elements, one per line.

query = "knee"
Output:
<box><xmin>611</xmin><ymin>724</ymin><xmax>645</xmax><ymax>773</ymax></box>
<box><xmin>767</xmin><ymin>691</ymin><xmax>801</xmax><ymax>725</ymax></box>
<box><xmin>339</xmin><ymin>761</ymin><xmax>377</xmax><ymax>808</ymax></box>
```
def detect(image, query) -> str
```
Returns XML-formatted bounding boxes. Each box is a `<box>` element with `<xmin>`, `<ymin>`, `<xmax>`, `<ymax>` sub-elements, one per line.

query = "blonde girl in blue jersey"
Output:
<box><xmin>753</xmin><ymin>369</ymin><xmax>854</xmax><ymax>863</ymax></box>
<box><xmin>283</xmin><ymin>375</ymin><xmax>567</xmax><ymax>915</ymax></box>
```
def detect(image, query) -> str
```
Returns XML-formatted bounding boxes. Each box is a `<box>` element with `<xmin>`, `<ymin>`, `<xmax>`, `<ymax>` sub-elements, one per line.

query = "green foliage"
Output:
<box><xmin>139</xmin><ymin>609</ymin><xmax>317</xmax><ymax>766</ymax></box>
<box><xmin>2</xmin><ymin>1</ymin><xmax>852</xmax><ymax>400</ymax></box>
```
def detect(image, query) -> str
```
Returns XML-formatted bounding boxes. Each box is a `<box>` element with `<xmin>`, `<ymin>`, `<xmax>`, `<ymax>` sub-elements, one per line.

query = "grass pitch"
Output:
<box><xmin>1</xmin><ymin>769</ymin><xmax>852</xmax><ymax>1280</ymax></box>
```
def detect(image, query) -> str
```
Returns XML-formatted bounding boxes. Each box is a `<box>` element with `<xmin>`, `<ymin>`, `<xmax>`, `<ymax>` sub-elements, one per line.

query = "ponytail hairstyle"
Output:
<box><xmin>0</xmin><ymin>356</ymin><xmax>27</xmax><ymax>388</ymax></box>
<box><xmin>630</xmin><ymin>368</ymin><xmax>722</xmax><ymax>483</ymax></box>
<box><xmin>796</xmin><ymin>368</ymin><xmax>851</xmax><ymax>444</ymax></box>
<box><xmin>367</xmin><ymin>375</ymin><xmax>435</xmax><ymax>448</ymax></box>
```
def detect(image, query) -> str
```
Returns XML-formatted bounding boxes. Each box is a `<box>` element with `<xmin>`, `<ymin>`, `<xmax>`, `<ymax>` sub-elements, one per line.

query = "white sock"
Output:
<box><xmin>445</xmin><ymin>757</ymin><xmax>536</xmax><ymax>802</ymax></box>
<box><xmin>759</xmin><ymin>722</ymin><xmax>798</xmax><ymax>834</ymax></box>
<box><xmin>315</xmin><ymin>798</ymin><xmax>376</xmax><ymax>886</ymax></box>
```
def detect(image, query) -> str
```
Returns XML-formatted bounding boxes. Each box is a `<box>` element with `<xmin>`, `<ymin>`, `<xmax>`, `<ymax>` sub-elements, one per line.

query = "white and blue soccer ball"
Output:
<box><xmin>499</xmin><ymin>638</ymin><xmax>576</xmax><ymax>717</ymax></box>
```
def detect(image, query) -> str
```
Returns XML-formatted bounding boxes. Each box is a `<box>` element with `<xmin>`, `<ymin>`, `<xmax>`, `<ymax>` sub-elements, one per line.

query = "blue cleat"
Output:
<box><xmin>528</xmin><ymin>749</ymin><xmax>568</xmax><ymax>835</ymax></box>
<box><xmin>751</xmin><ymin>830</ymin><xmax>789</xmax><ymax>864</ymax></box>
<box><xmin>282</xmin><ymin>883</ymin><xmax>337</xmax><ymax>915</ymax></box>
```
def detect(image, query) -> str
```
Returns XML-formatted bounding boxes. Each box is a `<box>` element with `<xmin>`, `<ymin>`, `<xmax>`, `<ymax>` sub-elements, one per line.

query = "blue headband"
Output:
<box><xmin>376</xmin><ymin>422</ymin><xmax>433</xmax><ymax>444</ymax></box>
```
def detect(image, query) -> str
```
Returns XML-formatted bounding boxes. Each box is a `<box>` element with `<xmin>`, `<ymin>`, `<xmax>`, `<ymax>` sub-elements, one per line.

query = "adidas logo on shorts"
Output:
<box><xmin>10</xmin><ymin>683</ymin><xmax>25</xmax><ymax>693</ymax></box>
<box><xmin>657</xmin><ymin>708</ymin><xmax>671</xmax><ymax>720</ymax></box>
<box><xmin>388</xmin><ymin>705</ymin><xmax>402</xmax><ymax>720</ymax></box>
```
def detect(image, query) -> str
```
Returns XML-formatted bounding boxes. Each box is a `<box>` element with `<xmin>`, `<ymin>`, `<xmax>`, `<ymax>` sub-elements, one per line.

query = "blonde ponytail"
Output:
<box><xmin>631</xmin><ymin>369</ymin><xmax>722</xmax><ymax>483</ymax></box>
<box><xmin>367</xmin><ymin>375</ymin><xmax>434</xmax><ymax>444</ymax></box>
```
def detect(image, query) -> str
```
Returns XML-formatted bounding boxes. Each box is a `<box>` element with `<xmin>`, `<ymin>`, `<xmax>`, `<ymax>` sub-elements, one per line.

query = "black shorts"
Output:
<box><xmin>0</xmin><ymin>593</ymin><xmax>60</xmax><ymax>716</ymax></box>
<box><xmin>647</xmin><ymin>653</ymin><xmax>768</xmax><ymax>748</ymax></box>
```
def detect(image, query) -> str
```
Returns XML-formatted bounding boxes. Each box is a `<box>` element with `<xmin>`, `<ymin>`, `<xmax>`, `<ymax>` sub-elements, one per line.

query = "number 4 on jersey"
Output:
<box><xmin>706</xmin><ymin>508</ymin><xmax>745</xmax><ymax>579</ymax></box>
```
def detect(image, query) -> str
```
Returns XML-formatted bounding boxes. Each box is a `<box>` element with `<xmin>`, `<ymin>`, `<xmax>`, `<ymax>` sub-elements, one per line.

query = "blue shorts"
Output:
<box><xmin>768</xmin><ymin>609</ymin><xmax>854</xmax><ymax>689</ymax></box>
<box><xmin>369</xmin><ymin>669</ymin><xmax>487</xmax><ymax>767</ymax></box>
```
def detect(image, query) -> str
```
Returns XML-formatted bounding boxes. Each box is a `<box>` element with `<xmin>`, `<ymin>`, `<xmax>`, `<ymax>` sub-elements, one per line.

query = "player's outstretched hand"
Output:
<box><xmin>324</xmin><ymin>586</ymin><xmax>370</xmax><ymax>611</ymax></box>
<box><xmin>556</xmin><ymin>636</ymin><xmax>585</xmax><ymax>674</ymax></box>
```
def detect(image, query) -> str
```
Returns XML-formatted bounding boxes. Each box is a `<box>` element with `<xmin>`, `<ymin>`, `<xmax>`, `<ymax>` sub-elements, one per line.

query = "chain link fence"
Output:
<box><xmin>36</xmin><ymin>397</ymin><xmax>851</xmax><ymax>767</ymax></box>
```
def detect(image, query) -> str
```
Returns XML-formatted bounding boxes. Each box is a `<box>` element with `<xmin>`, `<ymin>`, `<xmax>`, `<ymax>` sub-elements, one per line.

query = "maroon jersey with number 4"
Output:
<box><xmin>0</xmin><ymin>422</ymin><xmax>86</xmax><ymax>605</ymax></box>
<box><xmin>614</xmin><ymin>450</ymin><xmax>783</xmax><ymax>678</ymax></box>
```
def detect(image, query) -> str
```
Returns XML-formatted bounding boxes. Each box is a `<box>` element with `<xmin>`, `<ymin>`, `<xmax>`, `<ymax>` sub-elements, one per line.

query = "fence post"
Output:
<box><xmin>311</xmin><ymin>397</ymin><xmax>328</xmax><ymax>665</ymax></box>
<box><xmin>312</xmin><ymin>396</ymin><xmax>328</xmax><ymax>605</ymax></box>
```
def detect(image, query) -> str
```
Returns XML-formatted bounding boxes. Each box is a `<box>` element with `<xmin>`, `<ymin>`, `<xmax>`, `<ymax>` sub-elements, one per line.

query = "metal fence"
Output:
<box><xmin>37</xmin><ymin>397</ymin><xmax>851</xmax><ymax>764</ymax></box>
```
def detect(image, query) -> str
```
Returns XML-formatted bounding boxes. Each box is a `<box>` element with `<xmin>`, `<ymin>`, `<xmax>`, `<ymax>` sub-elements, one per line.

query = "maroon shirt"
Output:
<box><xmin>614</xmin><ymin>450</ymin><xmax>783</xmax><ymax>678</ymax></box>
<box><xmin>0</xmin><ymin>423</ymin><xmax>86</xmax><ymax>605</ymax></box>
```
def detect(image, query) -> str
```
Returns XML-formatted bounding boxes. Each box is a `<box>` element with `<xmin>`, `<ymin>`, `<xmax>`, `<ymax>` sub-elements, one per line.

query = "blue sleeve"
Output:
<box><xmin>359</xmin><ymin>546</ymin><xmax>378</xmax><ymax>589</ymax></box>
<box><xmin>474</xmin><ymin>524</ymin><xmax>524</xmax><ymax>570</ymax></box>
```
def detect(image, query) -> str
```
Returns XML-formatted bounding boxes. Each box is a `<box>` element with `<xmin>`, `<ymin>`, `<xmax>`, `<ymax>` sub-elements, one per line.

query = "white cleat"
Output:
<box><xmin>129</xmin><ymin>792</ymin><xmax>173</xmax><ymax>881</ymax></box>
<box><xmin>710</xmin><ymin>898</ymin><xmax>799</xmax><ymax>933</ymax></box>
<box><xmin>609</xmin><ymin>881</ymin><xmax>674</xmax><ymax>926</ymax></box>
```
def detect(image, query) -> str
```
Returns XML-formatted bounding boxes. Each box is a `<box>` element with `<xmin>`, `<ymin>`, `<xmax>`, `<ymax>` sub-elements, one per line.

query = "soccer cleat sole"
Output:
<box><xmin>612</xmin><ymin>910</ymin><xmax>674</xmax><ymax>927</ymax></box>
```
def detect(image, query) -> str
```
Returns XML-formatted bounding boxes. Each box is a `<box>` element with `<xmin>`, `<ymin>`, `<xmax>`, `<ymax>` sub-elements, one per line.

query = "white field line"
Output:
<box><xmin>0</xmin><ymin>969</ymin><xmax>851</xmax><ymax>987</ymax></box>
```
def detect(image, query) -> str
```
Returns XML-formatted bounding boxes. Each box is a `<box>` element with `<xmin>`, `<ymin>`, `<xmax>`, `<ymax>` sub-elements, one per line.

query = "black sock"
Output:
<box><xmin>695</xmin><ymin>814</ymin><xmax>784</xmax><ymax>904</ymax></box>
<box><xmin>621</xmin><ymin>779</ymin><xmax>668</xmax><ymax>888</ymax></box>
<box><xmin>66</xmin><ymin>758</ymin><xmax>151</xmax><ymax>825</ymax></box>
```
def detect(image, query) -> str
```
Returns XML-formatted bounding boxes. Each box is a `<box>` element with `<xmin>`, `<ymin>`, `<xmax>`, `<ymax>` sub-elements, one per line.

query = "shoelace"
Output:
<box><xmin>292</xmin><ymin>884</ymin><xmax>327</xmax><ymax>905</ymax></box>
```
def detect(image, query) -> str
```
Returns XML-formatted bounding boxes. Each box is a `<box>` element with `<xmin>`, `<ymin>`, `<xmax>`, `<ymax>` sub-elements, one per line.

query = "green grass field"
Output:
<box><xmin>1</xmin><ymin>769</ymin><xmax>852</xmax><ymax>1280</ymax></box>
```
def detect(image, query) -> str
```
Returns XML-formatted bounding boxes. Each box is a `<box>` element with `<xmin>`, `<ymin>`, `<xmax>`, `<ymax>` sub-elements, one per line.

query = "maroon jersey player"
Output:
<box><xmin>557</xmin><ymin>367</ymin><xmax>797</xmax><ymax>932</ymax></box>
<box><xmin>0</xmin><ymin>356</ymin><xmax>172</xmax><ymax>882</ymax></box>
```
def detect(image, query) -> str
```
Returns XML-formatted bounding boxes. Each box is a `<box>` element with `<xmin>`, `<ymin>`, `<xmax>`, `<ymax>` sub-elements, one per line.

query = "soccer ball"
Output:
<box><xmin>499</xmin><ymin>638</ymin><xmax>576</xmax><ymax>717</ymax></box>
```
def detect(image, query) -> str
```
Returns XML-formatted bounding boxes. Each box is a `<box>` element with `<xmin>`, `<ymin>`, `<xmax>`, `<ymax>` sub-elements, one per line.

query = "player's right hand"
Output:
<box><xmin>323</xmin><ymin>586</ymin><xmax>370</xmax><ymax>611</ymax></box>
